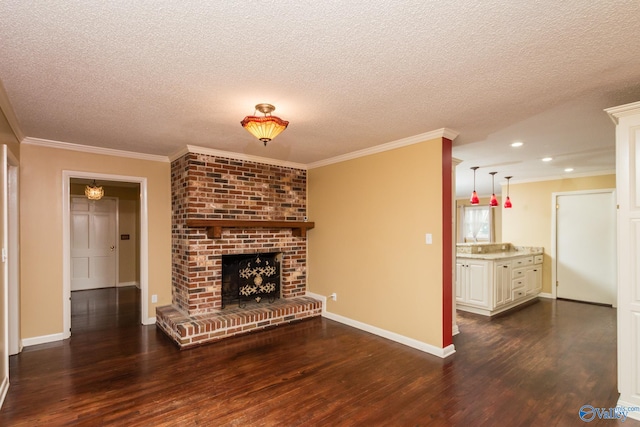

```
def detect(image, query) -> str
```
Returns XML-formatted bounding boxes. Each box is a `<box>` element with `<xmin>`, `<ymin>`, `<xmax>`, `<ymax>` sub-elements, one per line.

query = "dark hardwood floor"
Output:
<box><xmin>1</xmin><ymin>288</ymin><xmax>637</xmax><ymax>426</ymax></box>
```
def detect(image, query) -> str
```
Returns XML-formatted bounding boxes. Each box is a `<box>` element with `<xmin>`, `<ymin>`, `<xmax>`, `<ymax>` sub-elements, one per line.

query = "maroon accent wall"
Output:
<box><xmin>441</xmin><ymin>138</ymin><xmax>453</xmax><ymax>347</ymax></box>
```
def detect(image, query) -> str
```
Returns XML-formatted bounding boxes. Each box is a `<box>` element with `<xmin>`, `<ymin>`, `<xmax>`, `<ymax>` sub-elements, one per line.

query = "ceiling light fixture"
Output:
<box><xmin>504</xmin><ymin>176</ymin><xmax>513</xmax><ymax>209</ymax></box>
<box><xmin>240</xmin><ymin>103</ymin><xmax>289</xmax><ymax>146</ymax></box>
<box><xmin>564</xmin><ymin>168</ymin><xmax>574</xmax><ymax>172</ymax></box>
<box><xmin>470</xmin><ymin>166</ymin><xmax>480</xmax><ymax>205</ymax></box>
<box><xmin>489</xmin><ymin>172</ymin><xmax>498</xmax><ymax>207</ymax></box>
<box><xmin>542</xmin><ymin>157</ymin><xmax>553</xmax><ymax>162</ymax></box>
<box><xmin>85</xmin><ymin>180</ymin><xmax>104</xmax><ymax>200</ymax></box>
<box><xmin>511</xmin><ymin>142</ymin><xmax>523</xmax><ymax>147</ymax></box>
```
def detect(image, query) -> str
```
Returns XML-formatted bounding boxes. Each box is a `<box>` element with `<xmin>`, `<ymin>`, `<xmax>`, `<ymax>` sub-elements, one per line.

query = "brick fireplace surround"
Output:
<box><xmin>156</xmin><ymin>152</ymin><xmax>322</xmax><ymax>348</ymax></box>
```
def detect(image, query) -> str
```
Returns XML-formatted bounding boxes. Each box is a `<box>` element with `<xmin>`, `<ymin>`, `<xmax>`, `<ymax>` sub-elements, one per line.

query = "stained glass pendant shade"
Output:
<box><xmin>85</xmin><ymin>180</ymin><xmax>104</xmax><ymax>200</ymax></box>
<box><xmin>241</xmin><ymin>103</ymin><xmax>289</xmax><ymax>146</ymax></box>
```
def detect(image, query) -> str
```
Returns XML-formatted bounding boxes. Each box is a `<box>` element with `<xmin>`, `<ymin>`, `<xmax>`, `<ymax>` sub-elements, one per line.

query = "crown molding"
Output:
<box><xmin>0</xmin><ymin>80</ymin><xmax>25</xmax><ymax>142</ymax></box>
<box><xmin>501</xmin><ymin>169</ymin><xmax>616</xmax><ymax>186</ymax></box>
<box><xmin>171</xmin><ymin>144</ymin><xmax>308</xmax><ymax>170</ymax></box>
<box><xmin>605</xmin><ymin>101</ymin><xmax>640</xmax><ymax>125</ymax></box>
<box><xmin>20</xmin><ymin>127</ymin><xmax>460</xmax><ymax>170</ymax></box>
<box><xmin>307</xmin><ymin>128</ymin><xmax>459</xmax><ymax>169</ymax></box>
<box><xmin>22</xmin><ymin>137</ymin><xmax>169</xmax><ymax>163</ymax></box>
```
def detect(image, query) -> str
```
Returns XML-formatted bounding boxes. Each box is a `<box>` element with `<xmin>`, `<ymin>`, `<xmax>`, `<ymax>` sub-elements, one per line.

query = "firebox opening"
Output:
<box><xmin>222</xmin><ymin>252</ymin><xmax>282</xmax><ymax>308</ymax></box>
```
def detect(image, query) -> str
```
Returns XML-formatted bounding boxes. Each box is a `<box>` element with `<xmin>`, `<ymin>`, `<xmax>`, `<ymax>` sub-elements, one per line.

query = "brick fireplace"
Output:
<box><xmin>156</xmin><ymin>151</ymin><xmax>322</xmax><ymax>348</ymax></box>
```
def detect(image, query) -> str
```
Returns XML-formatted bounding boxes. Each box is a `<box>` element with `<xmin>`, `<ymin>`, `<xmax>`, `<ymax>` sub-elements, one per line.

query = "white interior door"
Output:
<box><xmin>556</xmin><ymin>191</ymin><xmax>616</xmax><ymax>305</ymax></box>
<box><xmin>71</xmin><ymin>197</ymin><xmax>117</xmax><ymax>291</ymax></box>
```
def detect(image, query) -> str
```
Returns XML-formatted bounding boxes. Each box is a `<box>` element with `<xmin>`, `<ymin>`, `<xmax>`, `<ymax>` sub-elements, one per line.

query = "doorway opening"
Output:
<box><xmin>62</xmin><ymin>171</ymin><xmax>155</xmax><ymax>338</ymax></box>
<box><xmin>71</xmin><ymin>287</ymin><xmax>141</xmax><ymax>333</ymax></box>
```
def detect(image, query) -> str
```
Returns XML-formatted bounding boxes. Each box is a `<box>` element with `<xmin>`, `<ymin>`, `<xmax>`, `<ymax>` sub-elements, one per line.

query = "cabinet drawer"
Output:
<box><xmin>512</xmin><ymin>288</ymin><xmax>526</xmax><ymax>300</ymax></box>
<box><xmin>512</xmin><ymin>256</ymin><xmax>534</xmax><ymax>267</ymax></box>
<box><xmin>512</xmin><ymin>268</ymin><xmax>526</xmax><ymax>279</ymax></box>
<box><xmin>512</xmin><ymin>278</ymin><xmax>526</xmax><ymax>289</ymax></box>
<box><xmin>534</xmin><ymin>255</ymin><xmax>543</xmax><ymax>264</ymax></box>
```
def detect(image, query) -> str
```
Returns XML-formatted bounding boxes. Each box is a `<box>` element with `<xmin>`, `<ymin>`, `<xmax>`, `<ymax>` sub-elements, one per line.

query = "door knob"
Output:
<box><xmin>110</xmin><ymin>245</ymin><xmax>115</xmax><ymax>251</ymax></box>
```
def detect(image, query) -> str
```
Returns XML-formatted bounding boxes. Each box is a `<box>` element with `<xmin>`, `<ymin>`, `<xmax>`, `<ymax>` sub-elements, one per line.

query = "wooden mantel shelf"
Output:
<box><xmin>186</xmin><ymin>219</ymin><xmax>315</xmax><ymax>239</ymax></box>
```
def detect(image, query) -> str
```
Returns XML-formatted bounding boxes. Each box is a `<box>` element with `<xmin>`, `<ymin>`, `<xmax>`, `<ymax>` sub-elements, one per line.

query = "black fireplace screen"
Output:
<box><xmin>222</xmin><ymin>253</ymin><xmax>281</xmax><ymax>308</ymax></box>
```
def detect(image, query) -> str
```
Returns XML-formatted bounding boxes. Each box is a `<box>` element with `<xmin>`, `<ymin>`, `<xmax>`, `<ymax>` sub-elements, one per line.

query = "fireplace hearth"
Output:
<box><xmin>156</xmin><ymin>151</ymin><xmax>322</xmax><ymax>349</ymax></box>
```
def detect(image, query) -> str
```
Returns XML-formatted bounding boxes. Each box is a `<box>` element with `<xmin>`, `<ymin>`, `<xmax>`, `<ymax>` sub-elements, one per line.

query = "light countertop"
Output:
<box><xmin>456</xmin><ymin>249</ymin><xmax>543</xmax><ymax>260</ymax></box>
<box><xmin>456</xmin><ymin>243</ymin><xmax>543</xmax><ymax>261</ymax></box>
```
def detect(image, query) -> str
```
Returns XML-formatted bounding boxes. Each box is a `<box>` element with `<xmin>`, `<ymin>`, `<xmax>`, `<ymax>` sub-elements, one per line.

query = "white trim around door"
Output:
<box><xmin>62</xmin><ymin>171</ymin><xmax>151</xmax><ymax>340</ymax></box>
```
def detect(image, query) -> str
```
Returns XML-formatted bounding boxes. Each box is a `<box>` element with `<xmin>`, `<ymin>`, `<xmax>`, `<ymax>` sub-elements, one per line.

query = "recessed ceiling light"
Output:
<box><xmin>564</xmin><ymin>168</ymin><xmax>574</xmax><ymax>172</ymax></box>
<box><xmin>511</xmin><ymin>142</ymin><xmax>523</xmax><ymax>147</ymax></box>
<box><xmin>542</xmin><ymin>157</ymin><xmax>553</xmax><ymax>162</ymax></box>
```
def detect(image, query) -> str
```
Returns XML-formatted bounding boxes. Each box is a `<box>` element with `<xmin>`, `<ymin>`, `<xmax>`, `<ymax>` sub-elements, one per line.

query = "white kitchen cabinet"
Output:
<box><xmin>525</xmin><ymin>265</ymin><xmax>542</xmax><ymax>295</ymax></box>
<box><xmin>494</xmin><ymin>261</ymin><xmax>512</xmax><ymax>307</ymax></box>
<box><xmin>456</xmin><ymin>260</ymin><xmax>490</xmax><ymax>308</ymax></box>
<box><xmin>455</xmin><ymin>261</ymin><xmax>464</xmax><ymax>301</ymax></box>
<box><xmin>457</xmin><ymin>254</ymin><xmax>542</xmax><ymax>316</ymax></box>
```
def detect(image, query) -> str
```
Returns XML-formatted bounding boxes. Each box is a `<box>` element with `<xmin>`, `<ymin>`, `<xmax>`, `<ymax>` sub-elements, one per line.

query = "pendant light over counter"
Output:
<box><xmin>489</xmin><ymin>172</ymin><xmax>498</xmax><ymax>207</ymax></box>
<box><xmin>469</xmin><ymin>166</ymin><xmax>480</xmax><ymax>205</ymax></box>
<box><xmin>469</xmin><ymin>167</ymin><xmax>513</xmax><ymax>208</ymax></box>
<box><xmin>504</xmin><ymin>176</ymin><xmax>513</xmax><ymax>208</ymax></box>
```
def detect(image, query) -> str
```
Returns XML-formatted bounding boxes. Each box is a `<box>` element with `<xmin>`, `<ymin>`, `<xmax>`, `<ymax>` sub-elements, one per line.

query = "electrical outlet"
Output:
<box><xmin>330</xmin><ymin>293</ymin><xmax>337</xmax><ymax>301</ymax></box>
<box><xmin>151</xmin><ymin>294</ymin><xmax>158</xmax><ymax>303</ymax></box>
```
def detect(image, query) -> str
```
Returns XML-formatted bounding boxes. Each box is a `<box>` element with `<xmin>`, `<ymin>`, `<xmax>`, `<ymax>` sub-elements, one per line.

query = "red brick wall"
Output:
<box><xmin>171</xmin><ymin>152</ymin><xmax>308</xmax><ymax>316</ymax></box>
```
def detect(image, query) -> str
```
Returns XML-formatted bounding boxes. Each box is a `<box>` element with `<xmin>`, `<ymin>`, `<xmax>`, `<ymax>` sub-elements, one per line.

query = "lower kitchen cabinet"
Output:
<box><xmin>456</xmin><ymin>260</ymin><xmax>490</xmax><ymax>308</ymax></box>
<box><xmin>456</xmin><ymin>254</ymin><xmax>542</xmax><ymax>316</ymax></box>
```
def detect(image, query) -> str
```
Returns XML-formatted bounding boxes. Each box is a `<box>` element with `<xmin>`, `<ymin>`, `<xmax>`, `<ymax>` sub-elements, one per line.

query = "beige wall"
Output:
<box><xmin>70</xmin><ymin>183</ymin><xmax>140</xmax><ymax>285</ymax></box>
<box><xmin>0</xmin><ymin>97</ymin><xmax>20</xmax><ymax>161</ymax></box>
<box><xmin>501</xmin><ymin>174</ymin><xmax>616</xmax><ymax>294</ymax></box>
<box><xmin>20</xmin><ymin>144</ymin><xmax>171</xmax><ymax>339</ymax></box>
<box><xmin>0</xmin><ymin>112</ymin><xmax>19</xmax><ymax>161</ymax></box>
<box><xmin>308</xmin><ymin>139</ymin><xmax>445</xmax><ymax>348</ymax></box>
<box><xmin>117</xmin><ymin>196</ymin><xmax>140</xmax><ymax>284</ymax></box>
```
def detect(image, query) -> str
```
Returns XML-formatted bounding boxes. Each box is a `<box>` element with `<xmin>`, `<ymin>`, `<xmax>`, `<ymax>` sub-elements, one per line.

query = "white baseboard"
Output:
<box><xmin>0</xmin><ymin>375</ymin><xmax>8</xmax><ymax>410</ymax></box>
<box><xmin>538</xmin><ymin>292</ymin><xmax>555</xmax><ymax>299</ymax></box>
<box><xmin>306</xmin><ymin>291</ymin><xmax>327</xmax><ymax>312</ymax></box>
<box><xmin>617</xmin><ymin>398</ymin><xmax>640</xmax><ymax>421</ymax></box>
<box><xmin>22</xmin><ymin>332</ymin><xmax>65</xmax><ymax>347</ymax></box>
<box><xmin>453</xmin><ymin>324</ymin><xmax>460</xmax><ymax>335</ymax></box>
<box><xmin>306</xmin><ymin>292</ymin><xmax>455</xmax><ymax>358</ymax></box>
<box><xmin>143</xmin><ymin>316</ymin><xmax>156</xmax><ymax>325</ymax></box>
<box><xmin>118</xmin><ymin>281</ymin><xmax>140</xmax><ymax>288</ymax></box>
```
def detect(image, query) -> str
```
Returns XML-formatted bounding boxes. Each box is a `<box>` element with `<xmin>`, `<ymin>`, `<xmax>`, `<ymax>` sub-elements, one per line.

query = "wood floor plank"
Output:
<box><xmin>1</xmin><ymin>288</ymin><xmax>637</xmax><ymax>426</ymax></box>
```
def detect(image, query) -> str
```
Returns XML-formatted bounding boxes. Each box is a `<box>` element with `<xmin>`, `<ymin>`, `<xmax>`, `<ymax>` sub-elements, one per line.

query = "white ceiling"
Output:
<box><xmin>1</xmin><ymin>1</ymin><xmax>640</xmax><ymax>198</ymax></box>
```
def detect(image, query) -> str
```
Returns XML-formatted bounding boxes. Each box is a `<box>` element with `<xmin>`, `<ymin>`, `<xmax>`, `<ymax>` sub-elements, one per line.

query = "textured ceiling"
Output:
<box><xmin>1</xmin><ymin>1</ymin><xmax>640</xmax><ymax>197</ymax></box>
